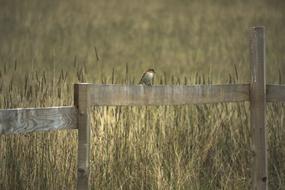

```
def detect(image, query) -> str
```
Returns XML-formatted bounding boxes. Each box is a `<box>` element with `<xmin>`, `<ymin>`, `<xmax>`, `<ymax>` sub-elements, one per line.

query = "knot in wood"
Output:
<box><xmin>78</xmin><ymin>168</ymin><xmax>87</xmax><ymax>177</ymax></box>
<box><xmin>262</xmin><ymin>176</ymin><xmax>267</xmax><ymax>182</ymax></box>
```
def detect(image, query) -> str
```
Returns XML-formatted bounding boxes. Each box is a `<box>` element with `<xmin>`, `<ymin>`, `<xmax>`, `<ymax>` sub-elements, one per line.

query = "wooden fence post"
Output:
<box><xmin>249</xmin><ymin>26</ymin><xmax>267</xmax><ymax>190</ymax></box>
<box><xmin>74</xmin><ymin>83</ymin><xmax>91</xmax><ymax>190</ymax></box>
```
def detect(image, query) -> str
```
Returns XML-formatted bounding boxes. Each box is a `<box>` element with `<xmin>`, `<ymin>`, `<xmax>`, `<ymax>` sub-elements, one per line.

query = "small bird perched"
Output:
<box><xmin>139</xmin><ymin>68</ymin><xmax>155</xmax><ymax>86</ymax></box>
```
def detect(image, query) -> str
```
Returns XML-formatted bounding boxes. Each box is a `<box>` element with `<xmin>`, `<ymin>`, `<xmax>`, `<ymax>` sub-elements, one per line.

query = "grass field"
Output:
<box><xmin>0</xmin><ymin>0</ymin><xmax>285</xmax><ymax>189</ymax></box>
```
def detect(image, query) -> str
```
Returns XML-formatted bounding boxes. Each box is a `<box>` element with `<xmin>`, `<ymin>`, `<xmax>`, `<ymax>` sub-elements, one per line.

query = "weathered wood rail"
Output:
<box><xmin>0</xmin><ymin>27</ymin><xmax>283</xmax><ymax>190</ymax></box>
<box><xmin>0</xmin><ymin>106</ymin><xmax>77</xmax><ymax>134</ymax></box>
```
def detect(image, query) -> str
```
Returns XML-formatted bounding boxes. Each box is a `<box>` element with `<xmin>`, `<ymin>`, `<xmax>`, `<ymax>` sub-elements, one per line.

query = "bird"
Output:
<box><xmin>139</xmin><ymin>68</ymin><xmax>155</xmax><ymax>86</ymax></box>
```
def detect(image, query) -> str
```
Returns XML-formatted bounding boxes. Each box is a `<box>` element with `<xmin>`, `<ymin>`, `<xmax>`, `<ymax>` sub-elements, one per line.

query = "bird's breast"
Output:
<box><xmin>144</xmin><ymin>72</ymin><xmax>154</xmax><ymax>79</ymax></box>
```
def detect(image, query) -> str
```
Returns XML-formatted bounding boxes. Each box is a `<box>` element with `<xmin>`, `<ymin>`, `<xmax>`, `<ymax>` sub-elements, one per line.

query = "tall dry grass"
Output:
<box><xmin>0</xmin><ymin>0</ymin><xmax>285</xmax><ymax>189</ymax></box>
<box><xmin>0</xmin><ymin>62</ymin><xmax>284</xmax><ymax>189</ymax></box>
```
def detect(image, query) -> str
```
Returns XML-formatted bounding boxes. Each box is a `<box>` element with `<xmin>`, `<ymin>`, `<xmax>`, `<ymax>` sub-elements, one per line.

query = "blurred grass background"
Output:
<box><xmin>0</xmin><ymin>0</ymin><xmax>285</xmax><ymax>189</ymax></box>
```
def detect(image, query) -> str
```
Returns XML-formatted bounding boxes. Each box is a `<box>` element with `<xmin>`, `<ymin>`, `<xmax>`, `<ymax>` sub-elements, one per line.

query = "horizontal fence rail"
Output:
<box><xmin>0</xmin><ymin>106</ymin><xmax>77</xmax><ymax>135</ymax></box>
<box><xmin>87</xmin><ymin>84</ymin><xmax>250</xmax><ymax>106</ymax></box>
<box><xmin>266</xmin><ymin>84</ymin><xmax>285</xmax><ymax>102</ymax></box>
<box><xmin>86</xmin><ymin>84</ymin><xmax>285</xmax><ymax>106</ymax></box>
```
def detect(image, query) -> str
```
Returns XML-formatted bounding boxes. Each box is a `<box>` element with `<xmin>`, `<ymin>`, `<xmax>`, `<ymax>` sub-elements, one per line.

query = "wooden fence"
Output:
<box><xmin>0</xmin><ymin>26</ymin><xmax>284</xmax><ymax>190</ymax></box>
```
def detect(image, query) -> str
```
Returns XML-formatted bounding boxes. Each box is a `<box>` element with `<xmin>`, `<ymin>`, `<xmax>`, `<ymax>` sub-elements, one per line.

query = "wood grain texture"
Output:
<box><xmin>87</xmin><ymin>84</ymin><xmax>250</xmax><ymax>106</ymax></box>
<box><xmin>74</xmin><ymin>83</ymin><xmax>91</xmax><ymax>190</ymax></box>
<box><xmin>0</xmin><ymin>106</ymin><xmax>77</xmax><ymax>135</ymax></box>
<box><xmin>266</xmin><ymin>84</ymin><xmax>285</xmax><ymax>102</ymax></box>
<box><xmin>250</xmin><ymin>26</ymin><xmax>268</xmax><ymax>190</ymax></box>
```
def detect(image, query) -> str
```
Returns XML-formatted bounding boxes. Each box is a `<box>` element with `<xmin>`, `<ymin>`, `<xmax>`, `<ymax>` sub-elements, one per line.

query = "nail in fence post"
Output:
<box><xmin>249</xmin><ymin>26</ymin><xmax>267</xmax><ymax>190</ymax></box>
<box><xmin>74</xmin><ymin>83</ymin><xmax>90</xmax><ymax>190</ymax></box>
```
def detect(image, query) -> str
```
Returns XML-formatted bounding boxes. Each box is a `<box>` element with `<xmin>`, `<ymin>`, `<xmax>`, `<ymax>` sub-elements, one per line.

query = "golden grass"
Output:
<box><xmin>0</xmin><ymin>0</ymin><xmax>285</xmax><ymax>189</ymax></box>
